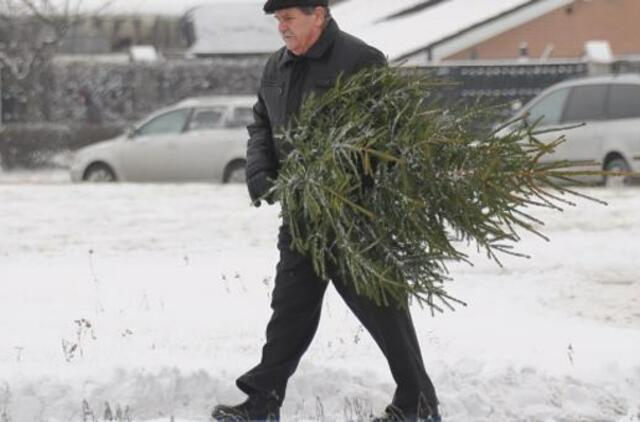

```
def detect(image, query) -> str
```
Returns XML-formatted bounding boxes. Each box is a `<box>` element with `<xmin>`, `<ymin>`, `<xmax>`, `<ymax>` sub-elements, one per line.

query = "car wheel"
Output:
<box><xmin>84</xmin><ymin>163</ymin><xmax>117</xmax><ymax>183</ymax></box>
<box><xmin>223</xmin><ymin>160</ymin><xmax>246</xmax><ymax>184</ymax></box>
<box><xmin>604</xmin><ymin>157</ymin><xmax>632</xmax><ymax>188</ymax></box>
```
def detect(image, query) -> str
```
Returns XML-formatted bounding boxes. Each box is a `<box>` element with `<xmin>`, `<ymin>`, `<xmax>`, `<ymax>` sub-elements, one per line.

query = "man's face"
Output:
<box><xmin>274</xmin><ymin>7</ymin><xmax>324</xmax><ymax>55</ymax></box>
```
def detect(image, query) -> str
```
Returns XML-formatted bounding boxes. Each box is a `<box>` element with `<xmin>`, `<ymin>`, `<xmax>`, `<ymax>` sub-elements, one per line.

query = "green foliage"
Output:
<box><xmin>270</xmin><ymin>66</ymin><xmax>602</xmax><ymax>313</ymax></box>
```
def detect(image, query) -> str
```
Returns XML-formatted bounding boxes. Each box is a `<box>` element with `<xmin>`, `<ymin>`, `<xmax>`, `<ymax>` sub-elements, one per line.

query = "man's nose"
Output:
<box><xmin>278</xmin><ymin>21</ymin><xmax>288</xmax><ymax>33</ymax></box>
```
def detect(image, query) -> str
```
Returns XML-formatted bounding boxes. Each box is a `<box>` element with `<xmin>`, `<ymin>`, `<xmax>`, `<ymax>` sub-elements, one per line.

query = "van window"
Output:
<box><xmin>526</xmin><ymin>88</ymin><xmax>570</xmax><ymax>127</ymax></box>
<box><xmin>562</xmin><ymin>85</ymin><xmax>607</xmax><ymax>123</ymax></box>
<box><xmin>608</xmin><ymin>84</ymin><xmax>640</xmax><ymax>119</ymax></box>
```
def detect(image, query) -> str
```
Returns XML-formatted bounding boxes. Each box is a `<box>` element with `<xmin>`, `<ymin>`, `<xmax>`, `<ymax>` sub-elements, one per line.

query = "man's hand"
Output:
<box><xmin>247</xmin><ymin>170</ymin><xmax>277</xmax><ymax>207</ymax></box>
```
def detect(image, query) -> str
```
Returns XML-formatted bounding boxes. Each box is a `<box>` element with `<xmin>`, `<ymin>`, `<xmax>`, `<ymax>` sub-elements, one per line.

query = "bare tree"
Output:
<box><xmin>0</xmin><ymin>0</ymin><xmax>113</xmax><ymax>121</ymax></box>
<box><xmin>0</xmin><ymin>1</ymin><xmax>88</xmax><ymax>80</ymax></box>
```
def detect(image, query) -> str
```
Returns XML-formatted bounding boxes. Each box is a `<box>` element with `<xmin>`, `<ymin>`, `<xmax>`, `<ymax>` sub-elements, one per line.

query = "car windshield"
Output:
<box><xmin>136</xmin><ymin>109</ymin><xmax>191</xmax><ymax>137</ymax></box>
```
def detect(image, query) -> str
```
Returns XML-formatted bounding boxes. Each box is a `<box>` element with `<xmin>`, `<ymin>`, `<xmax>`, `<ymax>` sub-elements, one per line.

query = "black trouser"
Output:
<box><xmin>236</xmin><ymin>225</ymin><xmax>438</xmax><ymax>415</ymax></box>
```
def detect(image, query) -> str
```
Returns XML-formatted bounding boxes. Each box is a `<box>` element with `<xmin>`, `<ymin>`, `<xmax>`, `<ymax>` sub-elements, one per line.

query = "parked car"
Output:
<box><xmin>70</xmin><ymin>96</ymin><xmax>256</xmax><ymax>183</ymax></box>
<box><xmin>506</xmin><ymin>73</ymin><xmax>640</xmax><ymax>186</ymax></box>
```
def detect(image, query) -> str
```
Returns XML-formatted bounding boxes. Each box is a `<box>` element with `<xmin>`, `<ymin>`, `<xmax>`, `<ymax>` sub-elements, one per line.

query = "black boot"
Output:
<box><xmin>211</xmin><ymin>395</ymin><xmax>280</xmax><ymax>421</ymax></box>
<box><xmin>371</xmin><ymin>404</ymin><xmax>441</xmax><ymax>422</ymax></box>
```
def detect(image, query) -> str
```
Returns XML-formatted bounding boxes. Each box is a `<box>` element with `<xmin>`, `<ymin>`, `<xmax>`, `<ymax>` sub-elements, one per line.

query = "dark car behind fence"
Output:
<box><xmin>1</xmin><ymin>57</ymin><xmax>638</xmax><ymax>169</ymax></box>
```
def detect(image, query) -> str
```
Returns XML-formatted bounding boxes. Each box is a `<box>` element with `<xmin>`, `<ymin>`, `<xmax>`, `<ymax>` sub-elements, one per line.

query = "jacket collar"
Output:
<box><xmin>278</xmin><ymin>19</ymin><xmax>339</xmax><ymax>68</ymax></box>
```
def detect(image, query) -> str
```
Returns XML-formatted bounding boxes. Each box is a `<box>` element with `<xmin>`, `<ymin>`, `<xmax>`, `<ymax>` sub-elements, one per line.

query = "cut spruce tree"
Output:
<box><xmin>267</xmin><ymin>66</ymin><xmax>606</xmax><ymax>313</ymax></box>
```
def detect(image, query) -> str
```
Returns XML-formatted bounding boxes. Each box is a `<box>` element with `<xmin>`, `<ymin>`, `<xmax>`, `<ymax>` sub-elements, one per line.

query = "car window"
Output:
<box><xmin>562</xmin><ymin>84</ymin><xmax>608</xmax><ymax>123</ymax></box>
<box><xmin>189</xmin><ymin>107</ymin><xmax>226</xmax><ymax>131</ymax></box>
<box><xmin>608</xmin><ymin>84</ymin><xmax>640</xmax><ymax>119</ymax></box>
<box><xmin>526</xmin><ymin>88</ymin><xmax>570</xmax><ymax>127</ymax></box>
<box><xmin>226</xmin><ymin>106</ymin><xmax>255</xmax><ymax>128</ymax></box>
<box><xmin>136</xmin><ymin>109</ymin><xmax>191</xmax><ymax>137</ymax></box>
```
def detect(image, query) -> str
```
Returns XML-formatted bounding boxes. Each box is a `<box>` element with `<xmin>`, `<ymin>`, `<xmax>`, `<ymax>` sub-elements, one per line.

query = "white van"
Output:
<box><xmin>513</xmin><ymin>74</ymin><xmax>640</xmax><ymax>186</ymax></box>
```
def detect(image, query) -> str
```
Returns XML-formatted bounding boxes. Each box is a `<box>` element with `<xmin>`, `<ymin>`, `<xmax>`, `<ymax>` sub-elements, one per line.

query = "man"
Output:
<box><xmin>212</xmin><ymin>1</ymin><xmax>441</xmax><ymax>421</ymax></box>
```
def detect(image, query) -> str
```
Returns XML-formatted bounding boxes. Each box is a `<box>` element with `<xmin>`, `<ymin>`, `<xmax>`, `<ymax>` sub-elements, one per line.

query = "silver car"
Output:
<box><xmin>70</xmin><ymin>96</ymin><xmax>255</xmax><ymax>183</ymax></box>
<box><xmin>510</xmin><ymin>73</ymin><xmax>640</xmax><ymax>186</ymax></box>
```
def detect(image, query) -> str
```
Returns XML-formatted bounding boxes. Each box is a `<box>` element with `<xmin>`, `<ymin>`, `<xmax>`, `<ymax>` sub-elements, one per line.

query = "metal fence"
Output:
<box><xmin>422</xmin><ymin>59</ymin><xmax>590</xmax><ymax>106</ymax></box>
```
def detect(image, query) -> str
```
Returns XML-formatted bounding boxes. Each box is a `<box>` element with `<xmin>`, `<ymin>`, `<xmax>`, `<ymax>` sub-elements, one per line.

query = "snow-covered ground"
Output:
<box><xmin>1</xmin><ymin>172</ymin><xmax>639</xmax><ymax>421</ymax></box>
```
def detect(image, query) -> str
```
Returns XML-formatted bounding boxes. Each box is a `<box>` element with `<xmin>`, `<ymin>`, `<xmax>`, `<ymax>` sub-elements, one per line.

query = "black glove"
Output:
<box><xmin>247</xmin><ymin>170</ymin><xmax>277</xmax><ymax>207</ymax></box>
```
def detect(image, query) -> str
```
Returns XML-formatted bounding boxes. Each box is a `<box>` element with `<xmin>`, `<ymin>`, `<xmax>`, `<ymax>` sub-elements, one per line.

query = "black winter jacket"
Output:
<box><xmin>245</xmin><ymin>19</ymin><xmax>387</xmax><ymax>185</ymax></box>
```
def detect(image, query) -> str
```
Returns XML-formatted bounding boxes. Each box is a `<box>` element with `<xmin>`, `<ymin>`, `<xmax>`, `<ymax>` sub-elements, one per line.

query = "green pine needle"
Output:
<box><xmin>270</xmin><ymin>66</ymin><xmax>606</xmax><ymax>313</ymax></box>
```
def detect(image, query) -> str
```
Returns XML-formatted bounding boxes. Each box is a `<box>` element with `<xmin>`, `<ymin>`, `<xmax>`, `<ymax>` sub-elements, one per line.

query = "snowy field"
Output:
<box><xmin>1</xmin><ymin>171</ymin><xmax>639</xmax><ymax>421</ymax></box>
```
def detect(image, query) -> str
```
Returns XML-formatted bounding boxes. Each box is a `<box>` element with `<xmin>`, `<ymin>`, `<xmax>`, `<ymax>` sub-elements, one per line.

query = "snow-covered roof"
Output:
<box><xmin>332</xmin><ymin>0</ymin><xmax>574</xmax><ymax>63</ymax></box>
<box><xmin>329</xmin><ymin>0</ymin><xmax>427</xmax><ymax>29</ymax></box>
<box><xmin>187</xmin><ymin>2</ymin><xmax>283</xmax><ymax>56</ymax></box>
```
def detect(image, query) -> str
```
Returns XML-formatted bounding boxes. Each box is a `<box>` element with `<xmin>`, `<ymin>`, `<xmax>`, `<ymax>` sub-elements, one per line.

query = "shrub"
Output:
<box><xmin>0</xmin><ymin>123</ymin><xmax>124</xmax><ymax>170</ymax></box>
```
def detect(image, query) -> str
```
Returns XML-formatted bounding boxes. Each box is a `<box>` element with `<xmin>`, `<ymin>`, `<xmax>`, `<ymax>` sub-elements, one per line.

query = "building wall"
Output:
<box><xmin>446</xmin><ymin>0</ymin><xmax>640</xmax><ymax>60</ymax></box>
<box><xmin>59</xmin><ymin>15</ymin><xmax>186</xmax><ymax>55</ymax></box>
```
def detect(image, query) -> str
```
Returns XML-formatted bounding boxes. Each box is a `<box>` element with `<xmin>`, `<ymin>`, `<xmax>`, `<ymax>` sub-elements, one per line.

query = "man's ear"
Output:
<box><xmin>314</xmin><ymin>6</ymin><xmax>325</xmax><ymax>25</ymax></box>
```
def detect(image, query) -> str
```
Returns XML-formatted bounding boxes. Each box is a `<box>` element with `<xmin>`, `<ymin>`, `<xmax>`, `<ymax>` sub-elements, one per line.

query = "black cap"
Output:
<box><xmin>263</xmin><ymin>0</ymin><xmax>329</xmax><ymax>14</ymax></box>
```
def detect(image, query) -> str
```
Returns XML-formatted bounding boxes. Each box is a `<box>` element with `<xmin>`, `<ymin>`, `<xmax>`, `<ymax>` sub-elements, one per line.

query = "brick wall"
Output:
<box><xmin>447</xmin><ymin>0</ymin><xmax>640</xmax><ymax>60</ymax></box>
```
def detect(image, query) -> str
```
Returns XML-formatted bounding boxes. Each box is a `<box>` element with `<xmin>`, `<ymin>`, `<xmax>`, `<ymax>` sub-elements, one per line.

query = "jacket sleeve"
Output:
<box><xmin>246</xmin><ymin>93</ymin><xmax>278</xmax><ymax>180</ymax></box>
